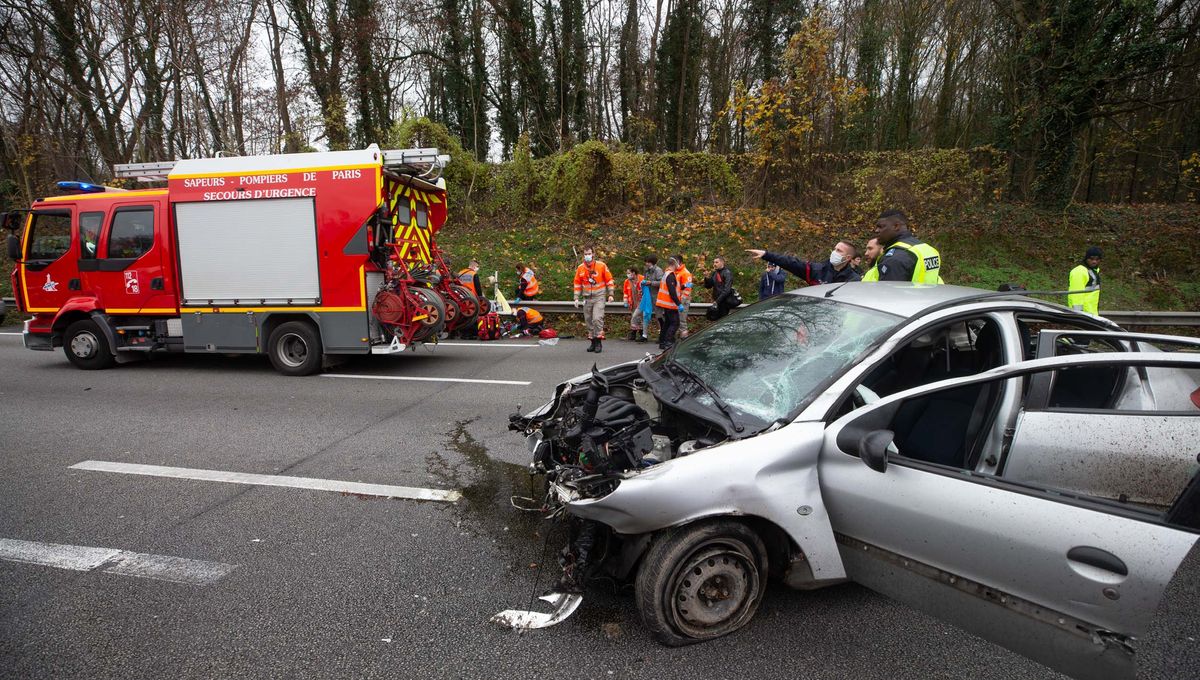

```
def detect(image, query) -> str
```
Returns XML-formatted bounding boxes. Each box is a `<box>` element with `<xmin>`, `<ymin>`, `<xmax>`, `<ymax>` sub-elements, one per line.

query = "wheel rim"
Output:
<box><xmin>667</xmin><ymin>542</ymin><xmax>760</xmax><ymax>638</ymax></box>
<box><xmin>70</xmin><ymin>331</ymin><xmax>99</xmax><ymax>359</ymax></box>
<box><xmin>278</xmin><ymin>332</ymin><xmax>309</xmax><ymax>368</ymax></box>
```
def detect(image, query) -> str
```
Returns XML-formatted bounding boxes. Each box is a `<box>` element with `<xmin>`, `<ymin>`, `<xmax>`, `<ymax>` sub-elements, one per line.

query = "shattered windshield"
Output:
<box><xmin>660</xmin><ymin>295</ymin><xmax>900</xmax><ymax>424</ymax></box>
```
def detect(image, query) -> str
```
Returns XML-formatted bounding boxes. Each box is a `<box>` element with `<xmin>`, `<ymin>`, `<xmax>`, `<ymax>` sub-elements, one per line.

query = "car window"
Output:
<box><xmin>867</xmin><ymin>379</ymin><xmax>1005</xmax><ymax>471</ymax></box>
<box><xmin>664</xmin><ymin>295</ymin><xmax>900</xmax><ymax>424</ymax></box>
<box><xmin>1005</xmin><ymin>365</ymin><xmax>1200</xmax><ymax>515</ymax></box>
<box><xmin>106</xmin><ymin>207</ymin><xmax>154</xmax><ymax>259</ymax></box>
<box><xmin>79</xmin><ymin>211</ymin><xmax>103</xmax><ymax>259</ymax></box>
<box><xmin>1014</xmin><ymin>314</ymin><xmax>1109</xmax><ymax>361</ymax></box>
<box><xmin>850</xmin><ymin>360</ymin><xmax>1200</xmax><ymax>527</ymax></box>
<box><xmin>859</xmin><ymin>316</ymin><xmax>1005</xmax><ymax>401</ymax></box>
<box><xmin>26</xmin><ymin>211</ymin><xmax>72</xmax><ymax>261</ymax></box>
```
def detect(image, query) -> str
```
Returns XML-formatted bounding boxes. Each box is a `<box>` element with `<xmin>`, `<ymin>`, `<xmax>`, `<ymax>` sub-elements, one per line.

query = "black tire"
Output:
<box><xmin>410</xmin><ymin>287</ymin><xmax>447</xmax><ymax>342</ymax></box>
<box><xmin>267</xmin><ymin>321</ymin><xmax>323</xmax><ymax>376</ymax></box>
<box><xmin>634</xmin><ymin>520</ymin><xmax>768</xmax><ymax>646</ymax></box>
<box><xmin>63</xmin><ymin>319</ymin><xmax>116</xmax><ymax>370</ymax></box>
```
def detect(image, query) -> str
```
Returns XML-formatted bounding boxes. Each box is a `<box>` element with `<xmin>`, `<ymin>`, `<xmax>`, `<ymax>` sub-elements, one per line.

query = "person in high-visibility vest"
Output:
<box><xmin>872</xmin><ymin>210</ymin><xmax>941</xmax><ymax>284</ymax></box>
<box><xmin>656</xmin><ymin>257</ymin><xmax>684</xmax><ymax>350</ymax></box>
<box><xmin>861</xmin><ymin>238</ymin><xmax>882</xmax><ymax>282</ymax></box>
<box><xmin>674</xmin><ymin>254</ymin><xmax>695</xmax><ymax>337</ymax></box>
<box><xmin>573</xmin><ymin>246</ymin><xmax>615</xmax><ymax>353</ymax></box>
<box><xmin>1067</xmin><ymin>247</ymin><xmax>1102</xmax><ymax>316</ymax></box>
<box><xmin>514</xmin><ymin>307</ymin><xmax>545</xmax><ymax>336</ymax></box>
<box><xmin>514</xmin><ymin>263</ymin><xmax>540</xmax><ymax>302</ymax></box>
<box><xmin>623</xmin><ymin>266</ymin><xmax>648</xmax><ymax>342</ymax></box>
<box><xmin>457</xmin><ymin>259</ymin><xmax>483</xmax><ymax>298</ymax></box>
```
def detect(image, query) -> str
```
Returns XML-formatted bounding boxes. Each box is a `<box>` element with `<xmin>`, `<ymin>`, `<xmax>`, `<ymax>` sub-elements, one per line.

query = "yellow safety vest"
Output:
<box><xmin>1067</xmin><ymin>265</ymin><xmax>1100</xmax><ymax>316</ymax></box>
<box><xmin>887</xmin><ymin>240</ymin><xmax>941</xmax><ymax>284</ymax></box>
<box><xmin>862</xmin><ymin>266</ymin><xmax>879</xmax><ymax>282</ymax></box>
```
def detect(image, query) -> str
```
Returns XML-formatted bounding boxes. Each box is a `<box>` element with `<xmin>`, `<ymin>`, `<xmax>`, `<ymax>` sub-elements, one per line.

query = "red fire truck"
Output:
<box><xmin>2</xmin><ymin>145</ymin><xmax>482</xmax><ymax>375</ymax></box>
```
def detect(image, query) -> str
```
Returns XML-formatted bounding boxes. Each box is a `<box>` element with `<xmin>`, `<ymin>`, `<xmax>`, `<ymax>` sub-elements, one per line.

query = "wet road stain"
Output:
<box><xmin>426</xmin><ymin>419</ymin><xmax>559</xmax><ymax>567</ymax></box>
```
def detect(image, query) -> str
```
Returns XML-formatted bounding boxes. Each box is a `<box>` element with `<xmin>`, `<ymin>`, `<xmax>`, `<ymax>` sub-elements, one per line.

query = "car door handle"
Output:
<box><xmin>69</xmin><ymin>278</ymin><xmax>81</xmax><ymax>290</ymax></box>
<box><xmin>151</xmin><ymin>277</ymin><xmax>164</xmax><ymax>290</ymax></box>
<box><xmin>1067</xmin><ymin>546</ymin><xmax>1128</xmax><ymax>576</ymax></box>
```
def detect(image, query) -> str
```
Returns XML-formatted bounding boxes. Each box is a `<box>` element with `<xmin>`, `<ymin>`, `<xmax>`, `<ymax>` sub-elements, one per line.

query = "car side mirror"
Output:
<box><xmin>6</xmin><ymin>233</ymin><xmax>20</xmax><ymax>261</ymax></box>
<box><xmin>858</xmin><ymin>429</ymin><xmax>893</xmax><ymax>473</ymax></box>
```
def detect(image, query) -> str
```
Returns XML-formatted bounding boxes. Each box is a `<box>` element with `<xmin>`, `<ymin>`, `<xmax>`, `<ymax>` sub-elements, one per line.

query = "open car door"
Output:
<box><xmin>819</xmin><ymin>352</ymin><xmax>1200</xmax><ymax>680</ymax></box>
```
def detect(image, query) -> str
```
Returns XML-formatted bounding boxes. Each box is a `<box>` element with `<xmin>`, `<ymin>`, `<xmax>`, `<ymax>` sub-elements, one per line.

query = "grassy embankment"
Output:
<box><xmin>438</xmin><ymin>202</ymin><xmax>1199</xmax><ymax>336</ymax></box>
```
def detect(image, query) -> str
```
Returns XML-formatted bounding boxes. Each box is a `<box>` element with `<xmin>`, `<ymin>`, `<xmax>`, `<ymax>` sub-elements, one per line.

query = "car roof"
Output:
<box><xmin>791</xmin><ymin>282</ymin><xmax>1067</xmax><ymax>319</ymax></box>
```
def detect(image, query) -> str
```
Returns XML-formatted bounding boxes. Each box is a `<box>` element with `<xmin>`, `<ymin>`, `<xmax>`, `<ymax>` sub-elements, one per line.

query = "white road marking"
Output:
<box><xmin>0</xmin><ymin>538</ymin><xmax>236</xmax><ymax>585</ymax></box>
<box><xmin>434</xmin><ymin>342</ymin><xmax>539</xmax><ymax>348</ymax></box>
<box><xmin>0</xmin><ymin>332</ymin><xmax>23</xmax><ymax>336</ymax></box>
<box><xmin>321</xmin><ymin>373</ymin><xmax>531</xmax><ymax>386</ymax></box>
<box><xmin>103</xmin><ymin>551</ymin><xmax>237</xmax><ymax>585</ymax></box>
<box><xmin>70</xmin><ymin>460</ymin><xmax>462</xmax><ymax>502</ymax></box>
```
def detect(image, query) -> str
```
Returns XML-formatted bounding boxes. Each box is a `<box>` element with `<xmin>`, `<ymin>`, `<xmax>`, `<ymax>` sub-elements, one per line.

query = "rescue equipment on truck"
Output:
<box><xmin>5</xmin><ymin>145</ymin><xmax>479</xmax><ymax>375</ymax></box>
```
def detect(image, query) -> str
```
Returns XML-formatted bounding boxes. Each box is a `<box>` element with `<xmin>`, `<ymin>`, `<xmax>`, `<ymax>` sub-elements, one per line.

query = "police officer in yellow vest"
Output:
<box><xmin>860</xmin><ymin>237</ymin><xmax>883</xmax><ymax>282</ymax></box>
<box><xmin>1068</xmin><ymin>247</ymin><xmax>1102</xmax><ymax>316</ymax></box>
<box><xmin>872</xmin><ymin>210</ymin><xmax>941</xmax><ymax>284</ymax></box>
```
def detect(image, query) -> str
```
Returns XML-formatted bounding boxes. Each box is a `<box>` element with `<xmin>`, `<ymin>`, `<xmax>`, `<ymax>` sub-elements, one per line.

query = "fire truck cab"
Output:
<box><xmin>4</xmin><ymin>145</ymin><xmax>470</xmax><ymax>375</ymax></box>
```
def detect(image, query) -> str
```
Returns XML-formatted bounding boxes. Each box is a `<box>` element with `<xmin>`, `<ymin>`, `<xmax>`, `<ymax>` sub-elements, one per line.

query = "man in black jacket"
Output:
<box><xmin>702</xmin><ymin>256</ymin><xmax>738</xmax><ymax>320</ymax></box>
<box><xmin>746</xmin><ymin>241</ymin><xmax>861</xmax><ymax>285</ymax></box>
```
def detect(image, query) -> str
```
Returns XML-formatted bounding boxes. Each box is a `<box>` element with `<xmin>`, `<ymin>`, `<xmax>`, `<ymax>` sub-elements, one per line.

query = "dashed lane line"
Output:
<box><xmin>69</xmin><ymin>460</ymin><xmax>462</xmax><ymax>502</ymax></box>
<box><xmin>0</xmin><ymin>538</ymin><xmax>237</xmax><ymax>586</ymax></box>
<box><xmin>321</xmin><ymin>373</ymin><xmax>531</xmax><ymax>386</ymax></box>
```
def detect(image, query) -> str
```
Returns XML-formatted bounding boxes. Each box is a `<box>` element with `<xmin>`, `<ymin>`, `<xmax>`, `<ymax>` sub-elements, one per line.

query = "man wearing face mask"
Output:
<box><xmin>573</xmin><ymin>245</ymin><xmax>615</xmax><ymax>353</ymax></box>
<box><xmin>745</xmin><ymin>241</ymin><xmax>862</xmax><ymax>285</ymax></box>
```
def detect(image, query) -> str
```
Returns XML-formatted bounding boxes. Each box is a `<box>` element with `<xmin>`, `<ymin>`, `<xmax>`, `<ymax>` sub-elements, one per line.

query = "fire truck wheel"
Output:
<box><xmin>63</xmin><ymin>319</ymin><xmax>116</xmax><ymax>370</ymax></box>
<box><xmin>267</xmin><ymin>321</ymin><xmax>323</xmax><ymax>376</ymax></box>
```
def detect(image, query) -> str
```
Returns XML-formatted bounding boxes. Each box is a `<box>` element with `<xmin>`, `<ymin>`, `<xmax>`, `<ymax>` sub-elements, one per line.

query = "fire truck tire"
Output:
<box><xmin>63</xmin><ymin>319</ymin><xmax>116</xmax><ymax>370</ymax></box>
<box><xmin>267</xmin><ymin>321</ymin><xmax>323</xmax><ymax>376</ymax></box>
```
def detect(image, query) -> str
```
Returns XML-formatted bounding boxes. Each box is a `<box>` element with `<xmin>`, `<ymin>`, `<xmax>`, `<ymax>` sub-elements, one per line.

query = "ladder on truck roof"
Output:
<box><xmin>112</xmin><ymin>148</ymin><xmax>449</xmax><ymax>183</ymax></box>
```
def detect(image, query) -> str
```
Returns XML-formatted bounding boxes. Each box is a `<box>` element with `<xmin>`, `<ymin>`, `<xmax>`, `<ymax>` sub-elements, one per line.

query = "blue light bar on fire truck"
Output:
<box><xmin>56</xmin><ymin>181</ymin><xmax>106</xmax><ymax>194</ymax></box>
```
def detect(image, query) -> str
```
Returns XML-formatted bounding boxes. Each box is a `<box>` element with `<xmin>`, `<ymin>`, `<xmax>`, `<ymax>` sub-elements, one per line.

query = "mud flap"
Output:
<box><xmin>490</xmin><ymin>593</ymin><xmax>583</xmax><ymax>630</ymax></box>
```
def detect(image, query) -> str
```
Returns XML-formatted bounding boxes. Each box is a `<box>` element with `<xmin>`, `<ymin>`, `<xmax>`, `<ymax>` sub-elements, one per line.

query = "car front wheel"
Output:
<box><xmin>634</xmin><ymin>520</ymin><xmax>768</xmax><ymax>646</ymax></box>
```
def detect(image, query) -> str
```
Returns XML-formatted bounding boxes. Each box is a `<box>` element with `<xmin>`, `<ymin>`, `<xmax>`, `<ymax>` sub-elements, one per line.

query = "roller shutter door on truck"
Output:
<box><xmin>174</xmin><ymin>198</ymin><xmax>320</xmax><ymax>305</ymax></box>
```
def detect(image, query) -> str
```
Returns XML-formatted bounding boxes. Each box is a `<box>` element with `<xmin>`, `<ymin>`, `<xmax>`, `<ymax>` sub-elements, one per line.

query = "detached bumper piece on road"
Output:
<box><xmin>491</xmin><ymin>592</ymin><xmax>583</xmax><ymax>630</ymax></box>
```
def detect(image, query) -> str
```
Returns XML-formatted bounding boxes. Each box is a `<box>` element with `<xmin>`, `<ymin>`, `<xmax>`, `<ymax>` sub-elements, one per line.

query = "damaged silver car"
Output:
<box><xmin>504</xmin><ymin>283</ymin><xmax>1200</xmax><ymax>680</ymax></box>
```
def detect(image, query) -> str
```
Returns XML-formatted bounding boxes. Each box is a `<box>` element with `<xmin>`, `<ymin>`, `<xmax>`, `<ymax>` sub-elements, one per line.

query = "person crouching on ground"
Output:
<box><xmin>514</xmin><ymin>263</ymin><xmax>540</xmax><ymax>302</ymax></box>
<box><xmin>514</xmin><ymin>307</ymin><xmax>545</xmax><ymax>336</ymax></box>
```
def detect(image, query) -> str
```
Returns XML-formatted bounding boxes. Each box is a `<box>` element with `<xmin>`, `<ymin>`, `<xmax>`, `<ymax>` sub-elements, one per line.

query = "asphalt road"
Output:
<box><xmin>0</xmin><ymin>329</ymin><xmax>1075</xmax><ymax>679</ymax></box>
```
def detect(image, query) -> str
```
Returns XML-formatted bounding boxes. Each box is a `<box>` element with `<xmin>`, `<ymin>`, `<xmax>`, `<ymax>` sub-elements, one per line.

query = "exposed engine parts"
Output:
<box><xmin>495</xmin><ymin>361</ymin><xmax>732</xmax><ymax>631</ymax></box>
<box><xmin>510</xmin><ymin>363</ymin><xmax>721</xmax><ymax>500</ymax></box>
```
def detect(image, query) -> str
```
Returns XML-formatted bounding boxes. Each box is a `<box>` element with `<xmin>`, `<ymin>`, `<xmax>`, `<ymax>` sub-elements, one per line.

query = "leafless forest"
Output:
<box><xmin>1</xmin><ymin>0</ymin><xmax>1197</xmax><ymax>206</ymax></box>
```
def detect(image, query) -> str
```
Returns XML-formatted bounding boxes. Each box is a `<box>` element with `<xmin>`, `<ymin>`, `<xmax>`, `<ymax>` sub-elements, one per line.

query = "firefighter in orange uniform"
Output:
<box><xmin>514</xmin><ymin>307</ymin><xmax>545</xmax><ymax>336</ymax></box>
<box><xmin>573</xmin><ymin>245</ymin><xmax>615</xmax><ymax>353</ymax></box>
<box><xmin>515</xmin><ymin>263</ymin><xmax>540</xmax><ymax>302</ymax></box>
<box><xmin>674</xmin><ymin>253</ymin><xmax>694</xmax><ymax>337</ymax></box>
<box><xmin>457</xmin><ymin>259</ymin><xmax>483</xmax><ymax>298</ymax></box>
<box><xmin>656</xmin><ymin>257</ymin><xmax>684</xmax><ymax>350</ymax></box>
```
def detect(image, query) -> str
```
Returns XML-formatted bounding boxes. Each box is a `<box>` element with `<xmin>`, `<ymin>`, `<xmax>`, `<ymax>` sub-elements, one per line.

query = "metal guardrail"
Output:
<box><xmin>2</xmin><ymin>296</ymin><xmax>1195</xmax><ymax>327</ymax></box>
<box><xmin>516</xmin><ymin>300</ymin><xmax>1200</xmax><ymax>327</ymax></box>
